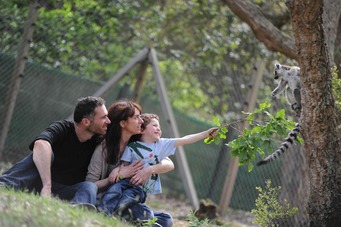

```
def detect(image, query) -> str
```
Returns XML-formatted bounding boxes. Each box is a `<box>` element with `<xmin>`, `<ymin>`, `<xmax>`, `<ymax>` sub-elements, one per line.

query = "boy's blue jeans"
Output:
<box><xmin>123</xmin><ymin>203</ymin><xmax>174</xmax><ymax>227</ymax></box>
<box><xmin>0</xmin><ymin>153</ymin><xmax>97</xmax><ymax>205</ymax></box>
<box><xmin>97</xmin><ymin>178</ymin><xmax>146</xmax><ymax>215</ymax></box>
<box><xmin>98</xmin><ymin>179</ymin><xmax>173</xmax><ymax>226</ymax></box>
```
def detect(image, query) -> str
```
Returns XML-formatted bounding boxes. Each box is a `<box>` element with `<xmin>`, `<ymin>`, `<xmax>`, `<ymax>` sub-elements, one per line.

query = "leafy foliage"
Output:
<box><xmin>332</xmin><ymin>66</ymin><xmax>341</xmax><ymax>110</ymax></box>
<box><xmin>185</xmin><ymin>210</ymin><xmax>212</xmax><ymax>227</ymax></box>
<box><xmin>204</xmin><ymin>116</ymin><xmax>228</xmax><ymax>145</ymax></box>
<box><xmin>205</xmin><ymin>100</ymin><xmax>301</xmax><ymax>171</ymax></box>
<box><xmin>251</xmin><ymin>180</ymin><xmax>298</xmax><ymax>227</ymax></box>
<box><xmin>0</xmin><ymin>0</ymin><xmax>284</xmax><ymax>121</ymax></box>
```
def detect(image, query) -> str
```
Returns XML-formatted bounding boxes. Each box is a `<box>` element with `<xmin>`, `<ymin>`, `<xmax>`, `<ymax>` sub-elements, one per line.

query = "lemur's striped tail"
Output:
<box><xmin>257</xmin><ymin>123</ymin><xmax>300</xmax><ymax>166</ymax></box>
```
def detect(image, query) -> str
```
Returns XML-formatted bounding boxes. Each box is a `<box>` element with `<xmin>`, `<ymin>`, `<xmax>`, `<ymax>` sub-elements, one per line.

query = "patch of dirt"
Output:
<box><xmin>145</xmin><ymin>194</ymin><xmax>256</xmax><ymax>227</ymax></box>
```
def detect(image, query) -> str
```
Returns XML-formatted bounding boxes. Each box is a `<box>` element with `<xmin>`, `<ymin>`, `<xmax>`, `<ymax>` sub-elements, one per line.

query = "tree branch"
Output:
<box><xmin>221</xmin><ymin>0</ymin><xmax>298</xmax><ymax>60</ymax></box>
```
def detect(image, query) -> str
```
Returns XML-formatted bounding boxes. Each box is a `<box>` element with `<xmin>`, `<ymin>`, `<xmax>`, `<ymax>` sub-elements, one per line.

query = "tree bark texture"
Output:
<box><xmin>221</xmin><ymin>0</ymin><xmax>297</xmax><ymax>60</ymax></box>
<box><xmin>322</xmin><ymin>0</ymin><xmax>341</xmax><ymax>66</ymax></box>
<box><xmin>280</xmin><ymin>146</ymin><xmax>309</xmax><ymax>226</ymax></box>
<box><xmin>0</xmin><ymin>1</ymin><xmax>40</xmax><ymax>156</ymax></box>
<box><xmin>290</xmin><ymin>0</ymin><xmax>341</xmax><ymax>226</ymax></box>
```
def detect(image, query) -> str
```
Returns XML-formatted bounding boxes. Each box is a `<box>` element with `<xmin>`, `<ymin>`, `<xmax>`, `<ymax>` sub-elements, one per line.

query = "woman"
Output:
<box><xmin>86</xmin><ymin>99</ymin><xmax>174</xmax><ymax>226</ymax></box>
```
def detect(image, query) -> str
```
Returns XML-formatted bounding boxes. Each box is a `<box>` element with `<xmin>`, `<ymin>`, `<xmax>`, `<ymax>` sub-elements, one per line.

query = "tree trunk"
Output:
<box><xmin>0</xmin><ymin>1</ymin><xmax>40</xmax><ymax>156</ymax></box>
<box><xmin>322</xmin><ymin>0</ymin><xmax>341</xmax><ymax>67</ymax></box>
<box><xmin>290</xmin><ymin>0</ymin><xmax>341</xmax><ymax>226</ymax></box>
<box><xmin>280</xmin><ymin>145</ymin><xmax>309</xmax><ymax>226</ymax></box>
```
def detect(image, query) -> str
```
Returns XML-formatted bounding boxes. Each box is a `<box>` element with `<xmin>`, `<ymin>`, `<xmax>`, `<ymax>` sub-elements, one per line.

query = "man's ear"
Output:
<box><xmin>81</xmin><ymin>118</ymin><xmax>91</xmax><ymax>127</ymax></box>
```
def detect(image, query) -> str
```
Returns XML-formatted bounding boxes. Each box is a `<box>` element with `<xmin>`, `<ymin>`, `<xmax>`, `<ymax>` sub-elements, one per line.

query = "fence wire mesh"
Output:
<box><xmin>0</xmin><ymin>3</ymin><xmax>307</xmax><ymax>226</ymax></box>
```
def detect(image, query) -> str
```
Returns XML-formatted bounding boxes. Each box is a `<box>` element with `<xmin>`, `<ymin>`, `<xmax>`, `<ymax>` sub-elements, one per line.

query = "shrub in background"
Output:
<box><xmin>251</xmin><ymin>179</ymin><xmax>298</xmax><ymax>227</ymax></box>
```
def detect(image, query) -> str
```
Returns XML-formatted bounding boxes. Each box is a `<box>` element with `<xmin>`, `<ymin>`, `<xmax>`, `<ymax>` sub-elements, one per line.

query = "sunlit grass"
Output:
<box><xmin>0</xmin><ymin>188</ymin><xmax>132</xmax><ymax>227</ymax></box>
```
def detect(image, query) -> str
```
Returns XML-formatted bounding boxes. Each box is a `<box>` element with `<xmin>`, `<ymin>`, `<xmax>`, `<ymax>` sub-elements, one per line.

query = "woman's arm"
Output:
<box><xmin>86</xmin><ymin>144</ymin><xmax>110</xmax><ymax>191</ymax></box>
<box><xmin>130</xmin><ymin>157</ymin><xmax>174</xmax><ymax>186</ymax></box>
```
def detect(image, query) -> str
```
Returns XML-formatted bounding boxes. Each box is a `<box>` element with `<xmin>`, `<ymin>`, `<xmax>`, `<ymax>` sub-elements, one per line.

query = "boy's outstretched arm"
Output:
<box><xmin>174</xmin><ymin>127</ymin><xmax>218</xmax><ymax>147</ymax></box>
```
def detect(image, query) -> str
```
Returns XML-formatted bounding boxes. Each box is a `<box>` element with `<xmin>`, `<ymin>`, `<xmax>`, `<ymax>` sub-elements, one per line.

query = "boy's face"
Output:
<box><xmin>143</xmin><ymin>118</ymin><xmax>162</xmax><ymax>142</ymax></box>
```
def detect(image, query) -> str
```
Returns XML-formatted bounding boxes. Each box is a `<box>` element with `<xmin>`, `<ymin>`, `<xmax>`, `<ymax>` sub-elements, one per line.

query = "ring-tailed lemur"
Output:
<box><xmin>257</xmin><ymin>63</ymin><xmax>301</xmax><ymax>166</ymax></box>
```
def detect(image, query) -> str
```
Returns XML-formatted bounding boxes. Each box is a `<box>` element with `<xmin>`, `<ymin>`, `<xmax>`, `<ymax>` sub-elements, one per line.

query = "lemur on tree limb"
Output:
<box><xmin>257</xmin><ymin>63</ymin><xmax>301</xmax><ymax>166</ymax></box>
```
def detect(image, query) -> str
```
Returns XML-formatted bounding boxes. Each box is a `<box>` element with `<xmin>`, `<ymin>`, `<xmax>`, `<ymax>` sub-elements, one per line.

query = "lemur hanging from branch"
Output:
<box><xmin>257</xmin><ymin>63</ymin><xmax>302</xmax><ymax>166</ymax></box>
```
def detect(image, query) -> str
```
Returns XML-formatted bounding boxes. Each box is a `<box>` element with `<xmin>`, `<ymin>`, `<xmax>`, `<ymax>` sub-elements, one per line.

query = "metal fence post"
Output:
<box><xmin>149</xmin><ymin>48</ymin><xmax>199</xmax><ymax>209</ymax></box>
<box><xmin>218</xmin><ymin>61</ymin><xmax>265</xmax><ymax>214</ymax></box>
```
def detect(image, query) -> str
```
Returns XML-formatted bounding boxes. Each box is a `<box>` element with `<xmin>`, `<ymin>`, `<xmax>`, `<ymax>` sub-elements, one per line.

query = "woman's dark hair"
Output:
<box><xmin>105</xmin><ymin>99</ymin><xmax>142</xmax><ymax>164</ymax></box>
<box><xmin>73</xmin><ymin>96</ymin><xmax>105</xmax><ymax>123</ymax></box>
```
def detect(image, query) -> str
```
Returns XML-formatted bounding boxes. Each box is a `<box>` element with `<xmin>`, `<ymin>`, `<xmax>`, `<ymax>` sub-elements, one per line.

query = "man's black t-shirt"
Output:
<box><xmin>29</xmin><ymin>120</ymin><xmax>100</xmax><ymax>185</ymax></box>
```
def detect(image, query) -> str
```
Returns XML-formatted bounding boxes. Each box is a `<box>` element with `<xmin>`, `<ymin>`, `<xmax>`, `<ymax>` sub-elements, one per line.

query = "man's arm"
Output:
<box><xmin>32</xmin><ymin>139</ymin><xmax>53</xmax><ymax>197</ymax></box>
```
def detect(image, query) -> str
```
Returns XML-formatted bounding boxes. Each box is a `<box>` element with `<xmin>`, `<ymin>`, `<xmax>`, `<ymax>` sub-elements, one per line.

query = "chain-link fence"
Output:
<box><xmin>0</xmin><ymin>3</ymin><xmax>307</xmax><ymax>226</ymax></box>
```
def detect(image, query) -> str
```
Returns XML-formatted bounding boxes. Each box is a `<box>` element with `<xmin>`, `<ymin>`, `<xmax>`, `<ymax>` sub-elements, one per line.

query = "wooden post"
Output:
<box><xmin>66</xmin><ymin>48</ymin><xmax>149</xmax><ymax>120</ymax></box>
<box><xmin>217</xmin><ymin>61</ymin><xmax>265</xmax><ymax>214</ymax></box>
<box><xmin>149</xmin><ymin>48</ymin><xmax>199</xmax><ymax>209</ymax></box>
<box><xmin>133</xmin><ymin>59</ymin><xmax>149</xmax><ymax>103</ymax></box>
<box><xmin>92</xmin><ymin>47</ymin><xmax>149</xmax><ymax>98</ymax></box>
<box><xmin>0</xmin><ymin>1</ymin><xmax>40</xmax><ymax>155</ymax></box>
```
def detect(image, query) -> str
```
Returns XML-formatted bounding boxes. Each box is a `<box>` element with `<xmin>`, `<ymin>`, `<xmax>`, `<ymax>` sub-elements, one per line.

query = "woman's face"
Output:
<box><xmin>122</xmin><ymin>107</ymin><xmax>143</xmax><ymax>135</ymax></box>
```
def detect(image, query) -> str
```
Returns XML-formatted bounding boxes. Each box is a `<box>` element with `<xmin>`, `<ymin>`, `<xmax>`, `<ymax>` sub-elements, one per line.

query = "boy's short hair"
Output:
<box><xmin>141</xmin><ymin>113</ymin><xmax>159</xmax><ymax>130</ymax></box>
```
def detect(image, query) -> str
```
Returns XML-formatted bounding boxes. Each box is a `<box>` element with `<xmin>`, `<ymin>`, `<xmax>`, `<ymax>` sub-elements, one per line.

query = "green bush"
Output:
<box><xmin>186</xmin><ymin>210</ymin><xmax>212</xmax><ymax>227</ymax></box>
<box><xmin>251</xmin><ymin>180</ymin><xmax>298</xmax><ymax>227</ymax></box>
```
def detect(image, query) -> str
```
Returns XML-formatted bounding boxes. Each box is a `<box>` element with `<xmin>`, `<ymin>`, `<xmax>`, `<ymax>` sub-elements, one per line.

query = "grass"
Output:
<box><xmin>0</xmin><ymin>162</ymin><xmax>254</xmax><ymax>227</ymax></box>
<box><xmin>0</xmin><ymin>188</ymin><xmax>132</xmax><ymax>227</ymax></box>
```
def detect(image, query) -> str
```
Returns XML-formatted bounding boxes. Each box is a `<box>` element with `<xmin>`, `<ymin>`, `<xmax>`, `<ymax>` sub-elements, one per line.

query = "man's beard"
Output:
<box><xmin>87</xmin><ymin>124</ymin><xmax>106</xmax><ymax>136</ymax></box>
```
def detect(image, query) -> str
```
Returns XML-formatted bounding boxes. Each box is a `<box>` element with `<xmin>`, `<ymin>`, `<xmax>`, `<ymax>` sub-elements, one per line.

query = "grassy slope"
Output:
<box><xmin>0</xmin><ymin>188</ymin><xmax>132</xmax><ymax>227</ymax></box>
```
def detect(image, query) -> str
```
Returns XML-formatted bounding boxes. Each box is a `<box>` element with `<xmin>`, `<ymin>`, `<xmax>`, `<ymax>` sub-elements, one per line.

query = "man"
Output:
<box><xmin>0</xmin><ymin>96</ymin><xmax>110</xmax><ymax>208</ymax></box>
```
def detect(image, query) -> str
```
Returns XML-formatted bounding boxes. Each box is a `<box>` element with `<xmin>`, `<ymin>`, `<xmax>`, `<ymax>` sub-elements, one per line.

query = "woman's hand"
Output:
<box><xmin>108</xmin><ymin>167</ymin><xmax>120</xmax><ymax>184</ymax></box>
<box><xmin>117</xmin><ymin>160</ymin><xmax>144</xmax><ymax>180</ymax></box>
<box><xmin>130</xmin><ymin>166</ymin><xmax>152</xmax><ymax>186</ymax></box>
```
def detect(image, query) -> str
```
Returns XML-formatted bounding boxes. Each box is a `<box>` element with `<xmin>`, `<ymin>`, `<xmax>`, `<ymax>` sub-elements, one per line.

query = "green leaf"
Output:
<box><xmin>221</xmin><ymin>127</ymin><xmax>228</xmax><ymax>133</ymax></box>
<box><xmin>247</xmin><ymin>113</ymin><xmax>254</xmax><ymax>124</ymax></box>
<box><xmin>248</xmin><ymin>163</ymin><xmax>254</xmax><ymax>172</ymax></box>
<box><xmin>259</xmin><ymin>99</ymin><xmax>271</xmax><ymax>110</ymax></box>
<box><xmin>213</xmin><ymin>116</ymin><xmax>221</xmax><ymax>127</ymax></box>
<box><xmin>204</xmin><ymin>137</ymin><xmax>214</xmax><ymax>144</ymax></box>
<box><xmin>219</xmin><ymin>133</ymin><xmax>227</xmax><ymax>139</ymax></box>
<box><xmin>276</xmin><ymin>109</ymin><xmax>286</xmax><ymax>119</ymax></box>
